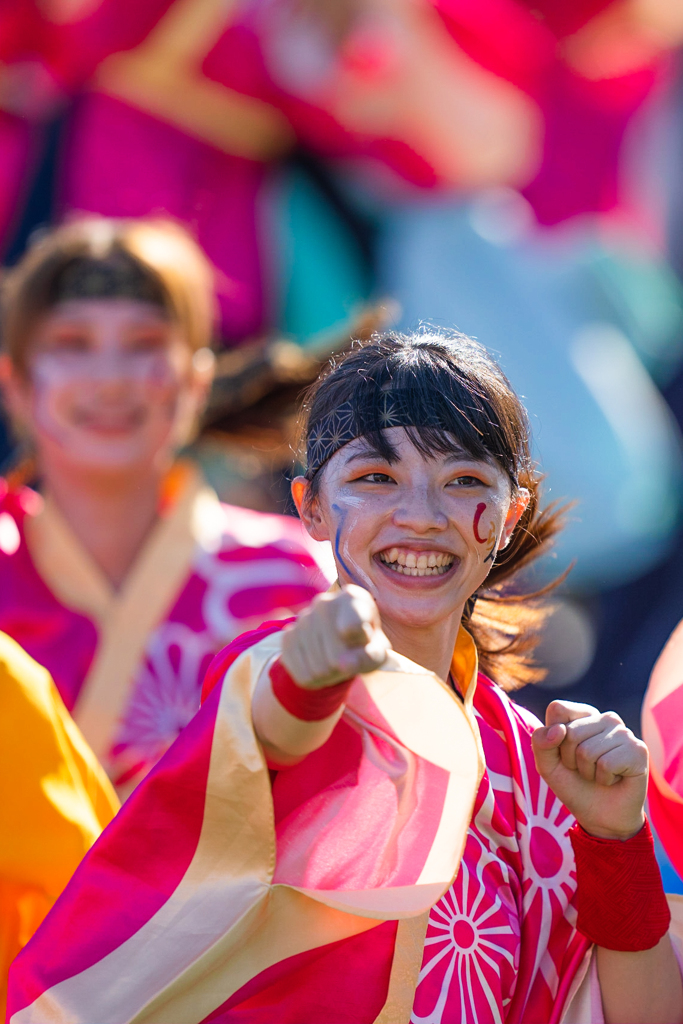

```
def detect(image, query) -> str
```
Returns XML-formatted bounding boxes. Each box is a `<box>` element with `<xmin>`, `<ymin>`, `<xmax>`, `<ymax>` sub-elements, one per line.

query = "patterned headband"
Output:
<box><xmin>306</xmin><ymin>389</ymin><xmax>444</xmax><ymax>476</ymax></box>
<box><xmin>50</xmin><ymin>253</ymin><xmax>167</xmax><ymax>308</ymax></box>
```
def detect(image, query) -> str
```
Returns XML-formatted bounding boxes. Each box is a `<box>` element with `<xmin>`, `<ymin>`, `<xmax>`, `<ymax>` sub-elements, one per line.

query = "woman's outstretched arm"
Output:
<box><xmin>252</xmin><ymin>586</ymin><xmax>390</xmax><ymax>766</ymax></box>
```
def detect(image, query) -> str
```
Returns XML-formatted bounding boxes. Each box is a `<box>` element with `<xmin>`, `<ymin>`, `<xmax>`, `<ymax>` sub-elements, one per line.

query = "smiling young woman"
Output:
<box><xmin>289</xmin><ymin>331</ymin><xmax>559</xmax><ymax>693</ymax></box>
<box><xmin>8</xmin><ymin>332</ymin><xmax>683</xmax><ymax>1024</ymax></box>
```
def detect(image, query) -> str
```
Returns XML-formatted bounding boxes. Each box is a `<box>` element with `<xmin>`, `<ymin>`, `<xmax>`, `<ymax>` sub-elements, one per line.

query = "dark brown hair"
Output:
<box><xmin>1</xmin><ymin>217</ymin><xmax>216</xmax><ymax>374</ymax></box>
<box><xmin>299</xmin><ymin>329</ymin><xmax>565</xmax><ymax>690</ymax></box>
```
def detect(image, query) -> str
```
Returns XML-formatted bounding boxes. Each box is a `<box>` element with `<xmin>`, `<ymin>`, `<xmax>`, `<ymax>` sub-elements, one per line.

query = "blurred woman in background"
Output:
<box><xmin>0</xmin><ymin>217</ymin><xmax>328</xmax><ymax>798</ymax></box>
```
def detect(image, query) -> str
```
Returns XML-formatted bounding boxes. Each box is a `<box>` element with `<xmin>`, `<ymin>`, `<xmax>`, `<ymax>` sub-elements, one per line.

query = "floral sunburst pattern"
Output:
<box><xmin>105</xmin><ymin>507</ymin><xmax>328</xmax><ymax>792</ymax></box>
<box><xmin>413</xmin><ymin>831</ymin><xmax>519</xmax><ymax>1024</ymax></box>
<box><xmin>412</xmin><ymin>676</ymin><xmax>589</xmax><ymax>1024</ymax></box>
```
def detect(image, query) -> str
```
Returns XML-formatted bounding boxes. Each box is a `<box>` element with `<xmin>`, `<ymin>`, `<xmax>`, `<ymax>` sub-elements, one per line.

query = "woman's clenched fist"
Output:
<box><xmin>280</xmin><ymin>585</ymin><xmax>391</xmax><ymax>689</ymax></box>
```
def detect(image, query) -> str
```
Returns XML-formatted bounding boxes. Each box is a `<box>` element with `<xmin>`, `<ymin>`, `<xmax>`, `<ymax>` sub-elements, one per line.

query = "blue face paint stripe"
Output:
<box><xmin>331</xmin><ymin>503</ymin><xmax>364</xmax><ymax>587</ymax></box>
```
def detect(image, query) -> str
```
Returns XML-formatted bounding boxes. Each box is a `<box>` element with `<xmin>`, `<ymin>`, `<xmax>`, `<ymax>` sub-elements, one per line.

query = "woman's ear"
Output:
<box><xmin>189</xmin><ymin>347</ymin><xmax>215</xmax><ymax>407</ymax></box>
<box><xmin>500</xmin><ymin>487</ymin><xmax>530</xmax><ymax>549</ymax></box>
<box><xmin>173</xmin><ymin>346</ymin><xmax>215</xmax><ymax>447</ymax></box>
<box><xmin>0</xmin><ymin>354</ymin><xmax>32</xmax><ymax>431</ymax></box>
<box><xmin>291</xmin><ymin>476</ymin><xmax>330</xmax><ymax>542</ymax></box>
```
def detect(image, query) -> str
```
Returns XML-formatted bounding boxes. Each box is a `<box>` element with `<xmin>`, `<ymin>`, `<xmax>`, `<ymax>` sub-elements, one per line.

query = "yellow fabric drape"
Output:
<box><xmin>0</xmin><ymin>632</ymin><xmax>120</xmax><ymax>1016</ymax></box>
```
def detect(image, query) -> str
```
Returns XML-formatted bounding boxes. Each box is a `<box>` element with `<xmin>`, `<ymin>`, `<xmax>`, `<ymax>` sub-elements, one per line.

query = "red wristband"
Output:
<box><xmin>570</xmin><ymin>817</ymin><xmax>670</xmax><ymax>951</ymax></box>
<box><xmin>269</xmin><ymin>659</ymin><xmax>354</xmax><ymax>721</ymax></box>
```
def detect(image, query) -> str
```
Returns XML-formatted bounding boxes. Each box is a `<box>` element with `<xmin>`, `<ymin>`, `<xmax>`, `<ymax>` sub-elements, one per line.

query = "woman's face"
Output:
<box><xmin>3</xmin><ymin>298</ymin><xmax>211</xmax><ymax>475</ymax></box>
<box><xmin>294</xmin><ymin>427</ymin><xmax>529</xmax><ymax>631</ymax></box>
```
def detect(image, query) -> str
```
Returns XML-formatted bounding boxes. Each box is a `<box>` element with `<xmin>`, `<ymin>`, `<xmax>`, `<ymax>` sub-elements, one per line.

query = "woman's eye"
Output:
<box><xmin>128</xmin><ymin>332</ymin><xmax>167</xmax><ymax>353</ymax></box>
<box><xmin>357</xmin><ymin>472</ymin><xmax>395</xmax><ymax>484</ymax></box>
<box><xmin>49</xmin><ymin>332</ymin><xmax>90</xmax><ymax>351</ymax></box>
<box><xmin>449</xmin><ymin>475</ymin><xmax>484</xmax><ymax>487</ymax></box>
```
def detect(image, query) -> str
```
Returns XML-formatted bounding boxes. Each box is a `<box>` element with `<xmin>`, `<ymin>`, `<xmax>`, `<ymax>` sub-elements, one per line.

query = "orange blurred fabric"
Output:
<box><xmin>0</xmin><ymin>632</ymin><xmax>119</xmax><ymax>1017</ymax></box>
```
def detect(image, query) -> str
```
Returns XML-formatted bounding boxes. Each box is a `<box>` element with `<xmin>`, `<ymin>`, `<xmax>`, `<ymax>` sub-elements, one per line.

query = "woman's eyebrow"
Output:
<box><xmin>343</xmin><ymin>444</ymin><xmax>388</xmax><ymax>465</ymax></box>
<box><xmin>344</xmin><ymin>445</ymin><xmax>481</xmax><ymax>466</ymax></box>
<box><xmin>442</xmin><ymin>451</ymin><xmax>497</xmax><ymax>470</ymax></box>
<box><xmin>442</xmin><ymin>448</ymin><xmax>474</xmax><ymax>463</ymax></box>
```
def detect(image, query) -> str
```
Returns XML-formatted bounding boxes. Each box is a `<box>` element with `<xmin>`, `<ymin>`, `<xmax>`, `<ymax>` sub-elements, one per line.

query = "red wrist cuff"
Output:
<box><xmin>269</xmin><ymin>660</ymin><xmax>354</xmax><ymax>721</ymax></box>
<box><xmin>570</xmin><ymin>817</ymin><xmax>670</xmax><ymax>951</ymax></box>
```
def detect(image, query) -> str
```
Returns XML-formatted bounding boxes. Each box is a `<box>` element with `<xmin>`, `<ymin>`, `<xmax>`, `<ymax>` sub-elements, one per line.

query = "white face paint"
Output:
<box><xmin>333</xmin><ymin>494</ymin><xmax>379</xmax><ymax>597</ymax></box>
<box><xmin>311</xmin><ymin>429</ymin><xmax>524</xmax><ymax>633</ymax></box>
<box><xmin>20</xmin><ymin>298</ymin><xmax>202</xmax><ymax>473</ymax></box>
<box><xmin>337</xmin><ymin>494</ymin><xmax>364</xmax><ymax>508</ymax></box>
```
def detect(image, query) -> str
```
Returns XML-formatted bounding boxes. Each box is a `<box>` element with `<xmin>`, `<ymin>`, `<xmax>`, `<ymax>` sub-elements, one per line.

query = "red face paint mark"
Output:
<box><xmin>473</xmin><ymin>503</ymin><xmax>487</xmax><ymax>543</ymax></box>
<box><xmin>474</xmin><ymin>502</ymin><xmax>498</xmax><ymax>562</ymax></box>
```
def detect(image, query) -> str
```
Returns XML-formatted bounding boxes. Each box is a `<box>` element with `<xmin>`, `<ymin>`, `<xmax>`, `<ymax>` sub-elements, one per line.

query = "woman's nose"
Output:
<box><xmin>78</xmin><ymin>352</ymin><xmax>149</xmax><ymax>387</ymax></box>
<box><xmin>392</xmin><ymin>489</ymin><xmax>448</xmax><ymax>532</ymax></box>
<box><xmin>91</xmin><ymin>352</ymin><xmax>130</xmax><ymax>379</ymax></box>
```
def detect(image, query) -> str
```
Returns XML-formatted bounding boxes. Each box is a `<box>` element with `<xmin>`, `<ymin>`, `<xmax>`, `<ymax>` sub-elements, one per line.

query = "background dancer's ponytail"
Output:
<box><xmin>297</xmin><ymin>329</ymin><xmax>567</xmax><ymax>691</ymax></box>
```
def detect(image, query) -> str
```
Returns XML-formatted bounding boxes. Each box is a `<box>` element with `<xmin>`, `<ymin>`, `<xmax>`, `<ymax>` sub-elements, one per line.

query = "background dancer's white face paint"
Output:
<box><xmin>4</xmin><ymin>298</ymin><xmax>211</xmax><ymax>475</ymax></box>
<box><xmin>293</xmin><ymin>428</ymin><xmax>529</xmax><ymax>633</ymax></box>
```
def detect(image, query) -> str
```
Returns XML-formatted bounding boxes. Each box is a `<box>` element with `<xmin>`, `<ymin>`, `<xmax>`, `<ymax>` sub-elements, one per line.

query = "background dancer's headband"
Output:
<box><xmin>48</xmin><ymin>251</ymin><xmax>168</xmax><ymax>309</ymax></box>
<box><xmin>306</xmin><ymin>387</ymin><xmax>445</xmax><ymax>476</ymax></box>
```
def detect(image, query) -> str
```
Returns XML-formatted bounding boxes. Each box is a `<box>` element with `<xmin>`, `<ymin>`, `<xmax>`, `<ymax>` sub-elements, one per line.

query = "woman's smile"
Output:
<box><xmin>376</xmin><ymin>546</ymin><xmax>457</xmax><ymax>578</ymax></box>
<box><xmin>71</xmin><ymin>404</ymin><xmax>148</xmax><ymax>434</ymax></box>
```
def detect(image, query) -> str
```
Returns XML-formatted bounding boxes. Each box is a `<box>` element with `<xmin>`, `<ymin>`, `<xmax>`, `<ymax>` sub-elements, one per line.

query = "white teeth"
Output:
<box><xmin>381</xmin><ymin>560</ymin><xmax>454</xmax><ymax>577</ymax></box>
<box><xmin>378</xmin><ymin>549</ymin><xmax>456</xmax><ymax>576</ymax></box>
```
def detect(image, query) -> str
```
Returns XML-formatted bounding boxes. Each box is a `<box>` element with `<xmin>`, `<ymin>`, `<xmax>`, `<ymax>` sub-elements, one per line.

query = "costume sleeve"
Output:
<box><xmin>0</xmin><ymin>632</ymin><xmax>119</xmax><ymax>1017</ymax></box>
<box><xmin>642</xmin><ymin>619</ymin><xmax>683</xmax><ymax>879</ymax></box>
<box><xmin>200</xmin><ymin>619</ymin><xmax>294</xmax><ymax>702</ymax></box>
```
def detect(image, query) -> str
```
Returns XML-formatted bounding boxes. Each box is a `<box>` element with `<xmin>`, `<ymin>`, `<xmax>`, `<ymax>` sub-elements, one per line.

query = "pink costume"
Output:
<box><xmin>0</xmin><ymin>0</ymin><xmax>172</xmax><ymax>247</ymax></box>
<box><xmin>0</xmin><ymin>464</ymin><xmax>329</xmax><ymax>798</ymax></box>
<box><xmin>412</xmin><ymin>674</ymin><xmax>588</xmax><ymax>1023</ymax></box>
<box><xmin>642</xmin><ymin>621</ymin><xmax>683</xmax><ymax>881</ymax></box>
<box><xmin>0</xmin><ymin>1</ymin><xmax>674</xmax><ymax>340</ymax></box>
<box><xmin>12</xmin><ymin>621</ymin><xmax>674</xmax><ymax>1023</ymax></box>
<box><xmin>55</xmin><ymin>0</ymin><xmax>436</xmax><ymax>342</ymax></box>
<box><xmin>0</xmin><ymin>0</ymin><xmax>49</xmax><ymax>243</ymax></box>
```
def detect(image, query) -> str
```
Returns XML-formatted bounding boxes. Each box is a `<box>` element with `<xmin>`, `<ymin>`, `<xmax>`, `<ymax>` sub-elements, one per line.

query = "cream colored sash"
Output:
<box><xmin>25</xmin><ymin>466</ymin><xmax>216</xmax><ymax>764</ymax></box>
<box><xmin>374</xmin><ymin>625</ymin><xmax>481</xmax><ymax>1023</ymax></box>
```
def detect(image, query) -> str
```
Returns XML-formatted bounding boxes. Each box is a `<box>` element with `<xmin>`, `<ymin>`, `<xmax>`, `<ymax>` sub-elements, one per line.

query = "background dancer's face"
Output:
<box><xmin>293</xmin><ymin>427</ymin><xmax>529</xmax><ymax>633</ymax></box>
<box><xmin>3</xmin><ymin>298</ymin><xmax>212</xmax><ymax>476</ymax></box>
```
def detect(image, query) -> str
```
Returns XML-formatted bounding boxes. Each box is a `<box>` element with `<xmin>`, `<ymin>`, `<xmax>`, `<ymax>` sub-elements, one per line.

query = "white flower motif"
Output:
<box><xmin>114</xmin><ymin>623</ymin><xmax>214</xmax><ymax>756</ymax></box>
<box><xmin>412</xmin><ymin>691</ymin><xmax>583</xmax><ymax>1023</ymax></box>
<box><xmin>412</xmin><ymin>836</ymin><xmax>517</xmax><ymax>1024</ymax></box>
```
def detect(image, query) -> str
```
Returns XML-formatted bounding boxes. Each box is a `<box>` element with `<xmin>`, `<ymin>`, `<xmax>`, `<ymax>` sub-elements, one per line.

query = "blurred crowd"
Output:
<box><xmin>2</xmin><ymin>0</ymin><xmax>683</xmax><ymax>728</ymax></box>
